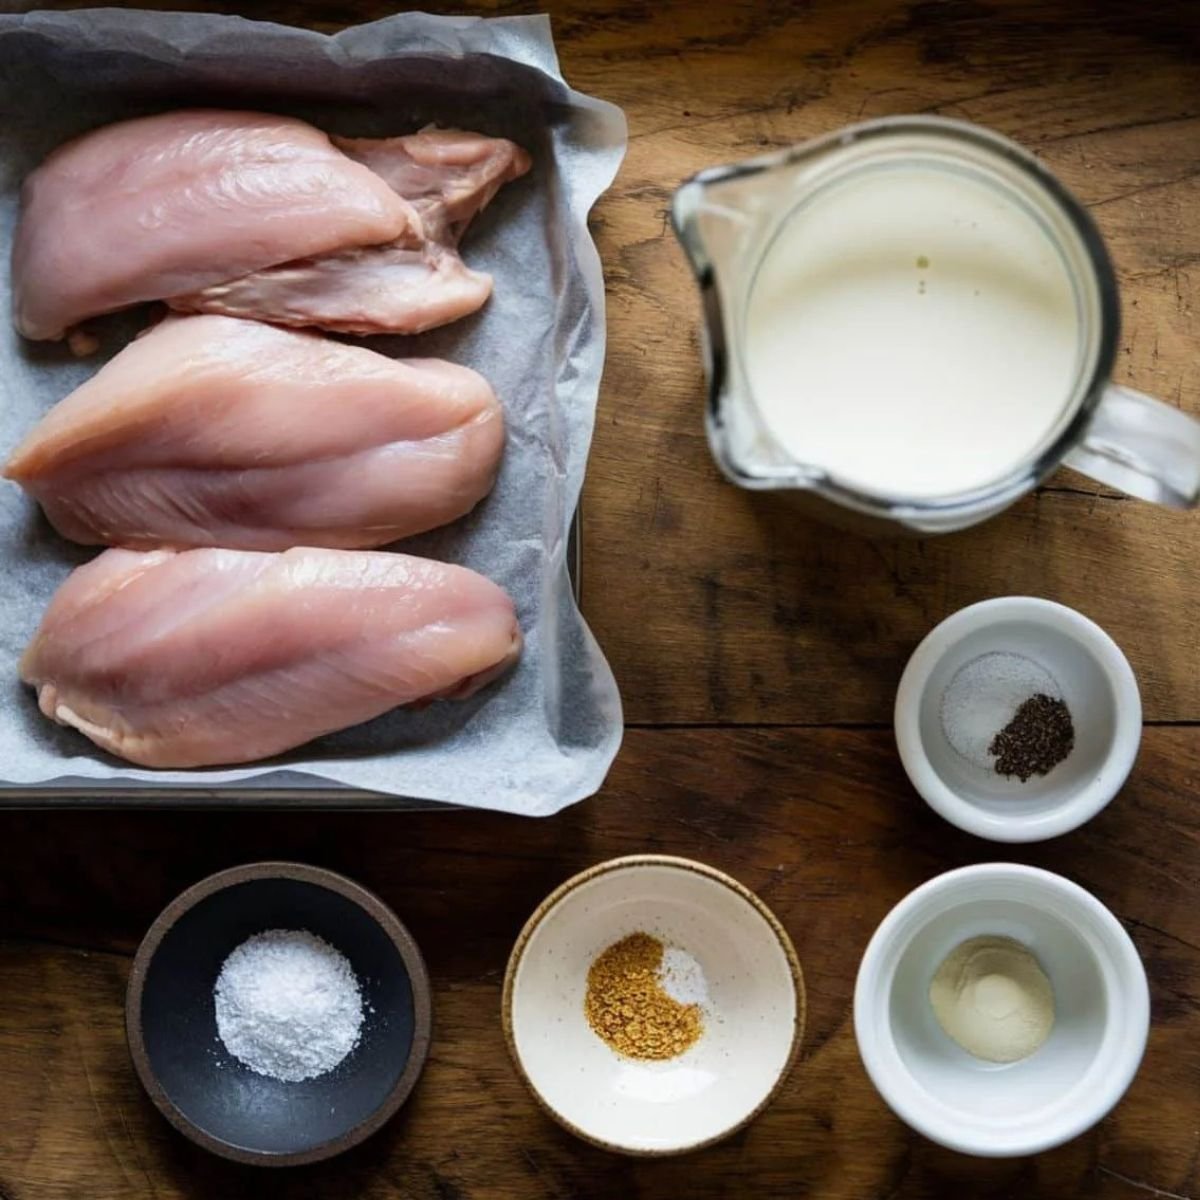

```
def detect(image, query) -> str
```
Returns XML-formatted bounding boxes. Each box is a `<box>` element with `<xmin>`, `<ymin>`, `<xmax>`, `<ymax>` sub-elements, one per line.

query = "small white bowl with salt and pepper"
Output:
<box><xmin>895</xmin><ymin>596</ymin><xmax>1141</xmax><ymax>842</ymax></box>
<box><xmin>854</xmin><ymin>863</ymin><xmax>1150</xmax><ymax>1157</ymax></box>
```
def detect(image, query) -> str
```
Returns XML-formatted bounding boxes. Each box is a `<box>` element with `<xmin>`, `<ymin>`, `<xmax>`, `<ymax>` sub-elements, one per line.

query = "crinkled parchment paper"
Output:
<box><xmin>0</xmin><ymin>9</ymin><xmax>626</xmax><ymax>813</ymax></box>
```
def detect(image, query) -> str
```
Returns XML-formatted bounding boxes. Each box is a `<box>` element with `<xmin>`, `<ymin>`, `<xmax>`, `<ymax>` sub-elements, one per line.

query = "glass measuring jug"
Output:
<box><xmin>672</xmin><ymin>116</ymin><xmax>1200</xmax><ymax>534</ymax></box>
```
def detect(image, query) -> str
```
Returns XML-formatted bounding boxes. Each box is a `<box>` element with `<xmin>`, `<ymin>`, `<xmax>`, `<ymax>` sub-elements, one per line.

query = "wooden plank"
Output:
<box><xmin>1</xmin><ymin>727</ymin><xmax>1198</xmax><ymax>1198</ymax></box>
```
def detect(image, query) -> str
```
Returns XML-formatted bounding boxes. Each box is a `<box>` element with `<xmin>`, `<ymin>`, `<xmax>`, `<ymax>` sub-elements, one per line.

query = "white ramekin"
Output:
<box><xmin>854</xmin><ymin>863</ymin><xmax>1149</xmax><ymax>1157</ymax></box>
<box><xmin>895</xmin><ymin>596</ymin><xmax>1141</xmax><ymax>842</ymax></box>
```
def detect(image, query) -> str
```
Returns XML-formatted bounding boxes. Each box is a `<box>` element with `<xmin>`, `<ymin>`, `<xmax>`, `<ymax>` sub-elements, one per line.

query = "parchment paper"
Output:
<box><xmin>0</xmin><ymin>9</ymin><xmax>626</xmax><ymax>814</ymax></box>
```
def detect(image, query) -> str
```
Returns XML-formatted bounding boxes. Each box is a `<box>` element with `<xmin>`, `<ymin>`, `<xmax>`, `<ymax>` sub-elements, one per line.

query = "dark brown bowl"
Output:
<box><xmin>126</xmin><ymin>862</ymin><xmax>432</xmax><ymax>1167</ymax></box>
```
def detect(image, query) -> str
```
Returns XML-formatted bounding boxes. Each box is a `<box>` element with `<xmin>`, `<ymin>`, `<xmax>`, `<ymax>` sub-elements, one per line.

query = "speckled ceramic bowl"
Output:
<box><xmin>502</xmin><ymin>855</ymin><xmax>805</xmax><ymax>1155</ymax></box>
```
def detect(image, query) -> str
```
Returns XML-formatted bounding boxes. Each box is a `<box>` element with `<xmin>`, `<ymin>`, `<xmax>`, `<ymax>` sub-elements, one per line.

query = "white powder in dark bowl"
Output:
<box><xmin>214</xmin><ymin>929</ymin><xmax>363</xmax><ymax>1082</ymax></box>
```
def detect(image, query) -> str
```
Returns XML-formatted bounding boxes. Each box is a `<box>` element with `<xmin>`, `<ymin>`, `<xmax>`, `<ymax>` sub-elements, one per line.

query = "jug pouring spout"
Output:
<box><xmin>671</xmin><ymin>160</ymin><xmax>819</xmax><ymax>493</ymax></box>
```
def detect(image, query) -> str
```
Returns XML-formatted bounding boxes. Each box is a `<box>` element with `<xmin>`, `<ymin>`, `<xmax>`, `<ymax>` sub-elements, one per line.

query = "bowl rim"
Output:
<box><xmin>894</xmin><ymin>595</ymin><xmax>1142</xmax><ymax>842</ymax></box>
<box><xmin>853</xmin><ymin>862</ymin><xmax>1150</xmax><ymax>1157</ymax></box>
<box><xmin>501</xmin><ymin>852</ymin><xmax>806</xmax><ymax>1156</ymax></box>
<box><xmin>125</xmin><ymin>860</ymin><xmax>433</xmax><ymax>1168</ymax></box>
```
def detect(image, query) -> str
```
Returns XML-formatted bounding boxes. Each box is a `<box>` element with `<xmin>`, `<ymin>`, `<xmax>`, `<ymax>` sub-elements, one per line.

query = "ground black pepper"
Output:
<box><xmin>989</xmin><ymin>693</ymin><xmax>1075</xmax><ymax>781</ymax></box>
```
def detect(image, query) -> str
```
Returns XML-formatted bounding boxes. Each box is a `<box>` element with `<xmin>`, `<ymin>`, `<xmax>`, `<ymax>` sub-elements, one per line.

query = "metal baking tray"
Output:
<box><xmin>0</xmin><ymin>512</ymin><xmax>580</xmax><ymax>809</ymax></box>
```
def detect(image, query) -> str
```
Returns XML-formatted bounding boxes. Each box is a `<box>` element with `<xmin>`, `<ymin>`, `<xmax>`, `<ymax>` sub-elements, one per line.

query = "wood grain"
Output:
<box><xmin>2</xmin><ymin>0</ymin><xmax>1199</xmax><ymax>1197</ymax></box>
<box><xmin>2</xmin><ymin>727</ymin><xmax>1200</xmax><ymax>1200</ymax></box>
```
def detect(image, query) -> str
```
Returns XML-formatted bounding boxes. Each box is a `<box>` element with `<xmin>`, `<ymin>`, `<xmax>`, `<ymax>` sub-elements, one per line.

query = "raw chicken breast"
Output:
<box><xmin>333</xmin><ymin>129</ymin><xmax>533</xmax><ymax>245</ymax></box>
<box><xmin>165</xmin><ymin>241</ymin><xmax>493</xmax><ymax>337</ymax></box>
<box><xmin>20</xmin><ymin>546</ymin><xmax>522</xmax><ymax>767</ymax></box>
<box><xmin>13</xmin><ymin>110</ymin><xmax>418</xmax><ymax>342</ymax></box>
<box><xmin>4</xmin><ymin>315</ymin><xmax>505</xmax><ymax>551</ymax></box>
<box><xmin>168</xmin><ymin>128</ymin><xmax>531</xmax><ymax>335</ymax></box>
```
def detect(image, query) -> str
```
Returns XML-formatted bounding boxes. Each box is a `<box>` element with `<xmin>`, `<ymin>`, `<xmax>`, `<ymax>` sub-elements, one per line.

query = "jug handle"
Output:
<box><xmin>1062</xmin><ymin>384</ymin><xmax>1200</xmax><ymax>508</ymax></box>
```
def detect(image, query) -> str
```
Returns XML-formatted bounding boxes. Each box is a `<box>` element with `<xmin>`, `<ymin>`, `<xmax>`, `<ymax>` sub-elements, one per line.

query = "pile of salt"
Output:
<box><xmin>213</xmin><ymin>929</ymin><xmax>364</xmax><ymax>1083</ymax></box>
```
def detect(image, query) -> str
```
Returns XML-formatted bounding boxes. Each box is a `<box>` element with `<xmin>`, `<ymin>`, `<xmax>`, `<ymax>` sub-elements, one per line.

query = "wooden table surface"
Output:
<box><xmin>2</xmin><ymin>1</ymin><xmax>1199</xmax><ymax>1197</ymax></box>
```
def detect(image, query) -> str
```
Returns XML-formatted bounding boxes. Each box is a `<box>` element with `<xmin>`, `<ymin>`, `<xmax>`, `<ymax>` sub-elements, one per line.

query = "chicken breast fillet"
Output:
<box><xmin>12</xmin><ymin>109</ymin><xmax>418</xmax><ymax>342</ymax></box>
<box><xmin>20</xmin><ymin>546</ymin><xmax>522</xmax><ymax>768</ymax></box>
<box><xmin>4</xmin><ymin>315</ymin><xmax>505</xmax><ymax>551</ymax></box>
<box><xmin>168</xmin><ymin>128</ymin><xmax>531</xmax><ymax>335</ymax></box>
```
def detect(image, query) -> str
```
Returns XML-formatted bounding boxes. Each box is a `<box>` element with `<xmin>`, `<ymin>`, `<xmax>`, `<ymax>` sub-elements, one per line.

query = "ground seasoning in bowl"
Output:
<box><xmin>989</xmin><ymin>693</ymin><xmax>1075</xmax><ymax>782</ymax></box>
<box><xmin>584</xmin><ymin>932</ymin><xmax>704</xmax><ymax>1060</ymax></box>
<box><xmin>939</xmin><ymin>652</ymin><xmax>1076</xmax><ymax>783</ymax></box>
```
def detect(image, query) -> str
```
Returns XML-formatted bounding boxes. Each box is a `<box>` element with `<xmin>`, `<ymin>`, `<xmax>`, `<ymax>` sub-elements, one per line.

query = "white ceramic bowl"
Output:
<box><xmin>895</xmin><ymin>597</ymin><xmax>1141</xmax><ymax>842</ymax></box>
<box><xmin>502</xmin><ymin>855</ymin><xmax>804</xmax><ymax>1155</ymax></box>
<box><xmin>854</xmin><ymin>863</ymin><xmax>1149</xmax><ymax>1157</ymax></box>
